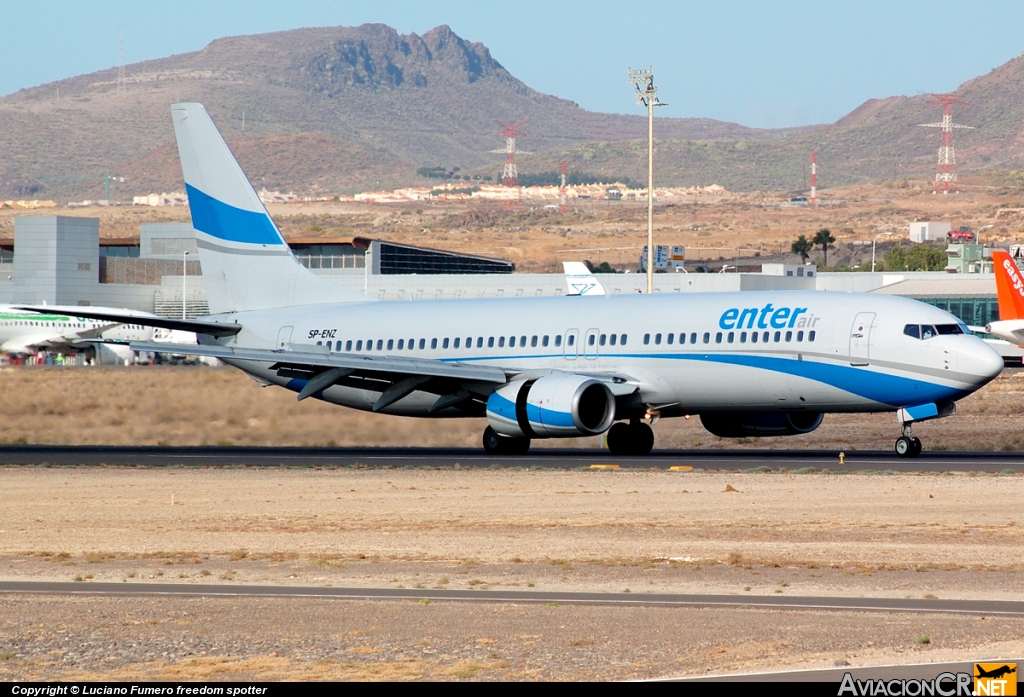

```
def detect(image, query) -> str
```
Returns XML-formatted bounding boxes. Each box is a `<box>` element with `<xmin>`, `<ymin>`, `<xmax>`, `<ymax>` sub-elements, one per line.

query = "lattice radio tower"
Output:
<box><xmin>919</xmin><ymin>94</ymin><xmax>973</xmax><ymax>194</ymax></box>
<box><xmin>117</xmin><ymin>37</ymin><xmax>126</xmax><ymax>97</ymax></box>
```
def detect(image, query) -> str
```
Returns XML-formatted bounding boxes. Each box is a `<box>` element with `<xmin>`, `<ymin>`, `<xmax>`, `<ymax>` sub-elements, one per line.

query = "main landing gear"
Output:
<box><xmin>482</xmin><ymin>426</ymin><xmax>530</xmax><ymax>455</ymax></box>
<box><xmin>894</xmin><ymin>424</ymin><xmax>922</xmax><ymax>458</ymax></box>
<box><xmin>606</xmin><ymin>420</ymin><xmax>655</xmax><ymax>456</ymax></box>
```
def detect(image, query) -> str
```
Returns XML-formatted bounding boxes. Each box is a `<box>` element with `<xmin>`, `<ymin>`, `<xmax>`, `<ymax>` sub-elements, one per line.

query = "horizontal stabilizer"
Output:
<box><xmin>15</xmin><ymin>305</ymin><xmax>241</xmax><ymax>337</ymax></box>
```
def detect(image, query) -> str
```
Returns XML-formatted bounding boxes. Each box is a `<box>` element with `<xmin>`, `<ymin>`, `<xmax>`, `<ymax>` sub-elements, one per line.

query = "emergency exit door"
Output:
<box><xmin>849</xmin><ymin>313</ymin><xmax>874</xmax><ymax>366</ymax></box>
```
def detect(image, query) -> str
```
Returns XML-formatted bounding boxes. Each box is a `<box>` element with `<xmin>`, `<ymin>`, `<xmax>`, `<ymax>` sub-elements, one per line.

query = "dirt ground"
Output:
<box><xmin>1</xmin><ymin>466</ymin><xmax>1023</xmax><ymax>681</ymax></box>
<box><xmin>4</xmin><ymin>181</ymin><xmax>1024</xmax><ymax>273</ymax></box>
<box><xmin>2</xmin><ymin>364</ymin><xmax>1024</xmax><ymax>451</ymax></box>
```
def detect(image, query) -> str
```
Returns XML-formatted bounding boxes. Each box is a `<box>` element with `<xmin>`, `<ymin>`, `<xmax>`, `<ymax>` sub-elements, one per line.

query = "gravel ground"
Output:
<box><xmin>0</xmin><ymin>467</ymin><xmax>1022</xmax><ymax>680</ymax></box>
<box><xmin>2</xmin><ymin>595</ymin><xmax>1023</xmax><ymax>681</ymax></box>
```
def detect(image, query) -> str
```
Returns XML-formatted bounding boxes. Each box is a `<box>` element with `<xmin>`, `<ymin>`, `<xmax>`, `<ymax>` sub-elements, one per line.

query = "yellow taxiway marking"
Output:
<box><xmin>589</xmin><ymin>464</ymin><xmax>620</xmax><ymax>470</ymax></box>
<box><xmin>668</xmin><ymin>465</ymin><xmax>694</xmax><ymax>471</ymax></box>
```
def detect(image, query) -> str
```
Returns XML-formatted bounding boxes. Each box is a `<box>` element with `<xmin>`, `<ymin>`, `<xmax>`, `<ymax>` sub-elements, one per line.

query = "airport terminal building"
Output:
<box><xmin>0</xmin><ymin>215</ymin><xmax>1007</xmax><ymax>335</ymax></box>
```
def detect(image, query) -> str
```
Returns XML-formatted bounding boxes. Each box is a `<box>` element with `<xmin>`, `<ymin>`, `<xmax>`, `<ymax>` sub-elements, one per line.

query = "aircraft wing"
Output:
<box><xmin>15</xmin><ymin>305</ymin><xmax>241</xmax><ymax>337</ymax></box>
<box><xmin>986</xmin><ymin>319</ymin><xmax>1024</xmax><ymax>345</ymax></box>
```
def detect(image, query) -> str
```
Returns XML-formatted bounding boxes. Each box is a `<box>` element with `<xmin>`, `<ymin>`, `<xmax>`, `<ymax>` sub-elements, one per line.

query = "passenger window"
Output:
<box><xmin>442</xmin><ymin>338</ymin><xmax>448</xmax><ymax>349</ymax></box>
<box><xmin>740</xmin><ymin>332</ymin><xmax>747</xmax><ymax>343</ymax></box>
<box><xmin>568</xmin><ymin>335</ymin><xmax>575</xmax><ymax>346</ymax></box>
<box><xmin>904</xmin><ymin>324</ymin><xmax>920</xmax><ymax>339</ymax></box>
<box><xmin>409</xmin><ymin>338</ymin><xmax>414</xmax><ymax>349</ymax></box>
<box><xmin>554</xmin><ymin>335</ymin><xmax>561</xmax><ymax>347</ymax></box>
<box><xmin>678</xmin><ymin>333</ymin><xmax>685</xmax><ymax>345</ymax></box>
<box><xmin>509</xmin><ymin>336</ymin><xmax>516</xmax><ymax>348</ymax></box>
<box><xmin>387</xmin><ymin>339</ymin><xmax>394</xmax><ymax>350</ymax></box>
<box><xmin>666</xmin><ymin>333</ymin><xmax>674</xmax><ymax>345</ymax></box>
<box><xmin>466</xmin><ymin>337</ymin><xmax>472</xmax><ymax>348</ymax></box>
<box><xmin>728</xmin><ymin>332</ymin><xmax>735</xmax><ymax>343</ymax></box>
<box><xmin>531</xmin><ymin>336</ymin><xmax>538</xmax><ymax>347</ymax></box>
<box><xmin>432</xmin><ymin>338</ymin><xmax>438</xmax><ymax>349</ymax></box>
<box><xmin>703</xmin><ymin>332</ymin><xmax>710</xmax><ymax>344</ymax></box>
<box><xmin>655</xmin><ymin>333</ymin><xmax>662</xmax><ymax>345</ymax></box>
<box><xmin>316</xmin><ymin>341</ymin><xmax>322</xmax><ymax>346</ymax></box>
<box><xmin>588</xmin><ymin>334</ymin><xmax>596</xmax><ymax>345</ymax></box>
<box><xmin>797</xmin><ymin>331</ymin><xmax>804</xmax><ymax>342</ymax></box>
<box><xmin>521</xmin><ymin>335</ymin><xmax>527</xmax><ymax>346</ymax></box>
<box><xmin>542</xmin><ymin>335</ymin><xmax>549</xmax><ymax>347</ymax></box>
<box><xmin>499</xmin><ymin>336</ymin><xmax>506</xmax><ymax>348</ymax></box>
<box><xmin>809</xmin><ymin>331</ymin><xmax>816</xmax><ymax>342</ymax></box>
<box><xmin>477</xmin><ymin>337</ymin><xmax>484</xmax><ymax>348</ymax></box>
<box><xmin>397</xmin><ymin>339</ymin><xmax>404</xmax><ymax>350</ymax></box>
<box><xmin>346</xmin><ymin>340</ymin><xmax>353</xmax><ymax>351</ymax></box>
<box><xmin>356</xmin><ymin>340</ymin><xmax>363</xmax><ymax>351</ymax></box>
<box><xmin>785</xmin><ymin>331</ymin><xmax>792</xmax><ymax>342</ymax></box>
<box><xmin>376</xmin><ymin>339</ymin><xmax>383</xmax><ymax>350</ymax></box>
<box><xmin>715</xmin><ymin>332</ymin><xmax>723</xmax><ymax>344</ymax></box>
<box><xmin>751</xmin><ymin>332</ymin><xmax>758</xmax><ymax>344</ymax></box>
<box><xmin>599</xmin><ymin>334</ymin><xmax>606</xmax><ymax>346</ymax></box>
<box><xmin>488</xmin><ymin>337</ymin><xmax>494</xmax><ymax>348</ymax></box>
<box><xmin>644</xmin><ymin>333</ymin><xmax>651</xmax><ymax>345</ymax></box>
<box><xmin>691</xmin><ymin>333</ymin><xmax>698</xmax><ymax>344</ymax></box>
<box><xmin>419</xmin><ymin>339</ymin><xmax>426</xmax><ymax>349</ymax></box>
<box><xmin>763</xmin><ymin>331</ymin><xmax>769</xmax><ymax>343</ymax></box>
<box><xmin>621</xmin><ymin>334</ymin><xmax>627</xmax><ymax>346</ymax></box>
<box><xmin>774</xmin><ymin>331</ymin><xmax>781</xmax><ymax>342</ymax></box>
<box><xmin>454</xmin><ymin>338</ymin><xmax>461</xmax><ymax>348</ymax></box>
<box><xmin>610</xmin><ymin>334</ymin><xmax>617</xmax><ymax>346</ymax></box>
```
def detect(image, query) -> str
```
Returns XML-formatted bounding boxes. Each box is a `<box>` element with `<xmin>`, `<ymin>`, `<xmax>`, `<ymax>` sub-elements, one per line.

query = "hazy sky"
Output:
<box><xmin>3</xmin><ymin>0</ymin><xmax>1022</xmax><ymax>128</ymax></box>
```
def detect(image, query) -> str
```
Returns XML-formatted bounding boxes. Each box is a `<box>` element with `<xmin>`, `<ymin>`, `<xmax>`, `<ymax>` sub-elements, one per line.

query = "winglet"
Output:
<box><xmin>992</xmin><ymin>250</ymin><xmax>1024</xmax><ymax>320</ymax></box>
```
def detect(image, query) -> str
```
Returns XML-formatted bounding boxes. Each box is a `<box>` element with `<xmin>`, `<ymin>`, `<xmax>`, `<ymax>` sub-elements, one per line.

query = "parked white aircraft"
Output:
<box><xmin>562</xmin><ymin>261</ymin><xmax>606</xmax><ymax>296</ymax></box>
<box><xmin>0</xmin><ymin>305</ymin><xmax>155</xmax><ymax>363</ymax></box>
<box><xmin>18</xmin><ymin>104</ymin><xmax>1004</xmax><ymax>457</ymax></box>
<box><xmin>986</xmin><ymin>249</ymin><xmax>1024</xmax><ymax>346</ymax></box>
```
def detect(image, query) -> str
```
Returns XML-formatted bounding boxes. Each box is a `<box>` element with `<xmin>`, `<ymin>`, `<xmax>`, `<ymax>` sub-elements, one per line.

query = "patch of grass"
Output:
<box><xmin>418</xmin><ymin>598</ymin><xmax>431</xmax><ymax>605</ymax></box>
<box><xmin>745</xmin><ymin>466</ymin><xmax>772</xmax><ymax>473</ymax></box>
<box><xmin>1000</xmin><ymin>468</ymin><xmax>1016</xmax><ymax>476</ymax></box>
<box><xmin>795</xmin><ymin>467</ymin><xmax>816</xmax><ymax>474</ymax></box>
<box><xmin>916</xmin><ymin>636</ymin><xmax>931</xmax><ymax>645</ymax></box>
<box><xmin>73</xmin><ymin>575</ymin><xmax>84</xmax><ymax>582</ymax></box>
<box><xmin>0</xmin><ymin>653</ymin><xmax>16</xmax><ymax>661</ymax></box>
<box><xmin>743</xmin><ymin>586</ymin><xmax>751</xmax><ymax>591</ymax></box>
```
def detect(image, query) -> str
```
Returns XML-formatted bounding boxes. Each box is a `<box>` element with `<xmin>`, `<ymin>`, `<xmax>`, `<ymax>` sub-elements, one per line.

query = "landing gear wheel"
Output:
<box><xmin>606</xmin><ymin>421</ymin><xmax>655</xmax><ymax>456</ymax></box>
<box><xmin>894</xmin><ymin>436</ymin><xmax>919</xmax><ymax>458</ymax></box>
<box><xmin>482</xmin><ymin>426</ymin><xmax>530</xmax><ymax>455</ymax></box>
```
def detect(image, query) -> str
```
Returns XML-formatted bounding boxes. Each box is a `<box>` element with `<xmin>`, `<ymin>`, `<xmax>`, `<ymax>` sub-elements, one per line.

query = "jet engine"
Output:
<box><xmin>699</xmin><ymin>411</ymin><xmax>823</xmax><ymax>438</ymax></box>
<box><xmin>486</xmin><ymin>375</ymin><xmax>616</xmax><ymax>438</ymax></box>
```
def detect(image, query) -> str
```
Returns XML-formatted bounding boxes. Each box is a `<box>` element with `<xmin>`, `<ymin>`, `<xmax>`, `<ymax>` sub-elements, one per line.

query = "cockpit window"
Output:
<box><xmin>904</xmin><ymin>323</ymin><xmax>964</xmax><ymax>340</ymax></box>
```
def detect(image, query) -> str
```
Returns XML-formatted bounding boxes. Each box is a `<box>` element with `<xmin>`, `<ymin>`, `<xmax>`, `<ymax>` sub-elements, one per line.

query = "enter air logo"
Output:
<box><xmin>719</xmin><ymin>303</ymin><xmax>821</xmax><ymax>330</ymax></box>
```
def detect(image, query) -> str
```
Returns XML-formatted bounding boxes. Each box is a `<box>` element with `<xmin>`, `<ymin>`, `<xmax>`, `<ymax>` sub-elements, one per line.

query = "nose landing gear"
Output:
<box><xmin>894</xmin><ymin>425</ymin><xmax>922</xmax><ymax>458</ymax></box>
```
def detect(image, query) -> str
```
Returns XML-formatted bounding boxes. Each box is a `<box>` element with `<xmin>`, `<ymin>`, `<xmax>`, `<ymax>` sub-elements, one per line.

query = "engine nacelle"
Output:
<box><xmin>699</xmin><ymin>411</ymin><xmax>824</xmax><ymax>438</ymax></box>
<box><xmin>487</xmin><ymin>374</ymin><xmax>616</xmax><ymax>438</ymax></box>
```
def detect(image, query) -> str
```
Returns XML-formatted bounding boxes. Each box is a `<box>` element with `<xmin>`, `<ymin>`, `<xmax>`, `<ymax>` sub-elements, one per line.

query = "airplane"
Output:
<box><xmin>16</xmin><ymin>103</ymin><xmax>1005</xmax><ymax>457</ymax></box>
<box><xmin>562</xmin><ymin>261</ymin><xmax>606</xmax><ymax>296</ymax></box>
<box><xmin>0</xmin><ymin>305</ymin><xmax>156</xmax><ymax>364</ymax></box>
<box><xmin>985</xmin><ymin>249</ymin><xmax>1024</xmax><ymax>345</ymax></box>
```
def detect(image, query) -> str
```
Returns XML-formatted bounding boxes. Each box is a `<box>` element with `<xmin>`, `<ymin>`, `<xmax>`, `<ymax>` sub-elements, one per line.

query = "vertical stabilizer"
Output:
<box><xmin>562</xmin><ymin>261</ymin><xmax>606</xmax><ymax>296</ymax></box>
<box><xmin>171</xmin><ymin>103</ymin><xmax>370</xmax><ymax>314</ymax></box>
<box><xmin>992</xmin><ymin>250</ymin><xmax>1024</xmax><ymax>320</ymax></box>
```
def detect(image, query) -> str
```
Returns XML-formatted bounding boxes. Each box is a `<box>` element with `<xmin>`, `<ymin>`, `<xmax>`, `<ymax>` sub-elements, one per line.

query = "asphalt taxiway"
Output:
<box><xmin>0</xmin><ymin>445</ymin><xmax>1021</xmax><ymax>471</ymax></box>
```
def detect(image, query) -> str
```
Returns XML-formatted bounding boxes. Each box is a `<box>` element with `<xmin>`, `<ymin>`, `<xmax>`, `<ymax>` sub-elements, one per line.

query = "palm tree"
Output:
<box><xmin>814</xmin><ymin>228</ymin><xmax>836</xmax><ymax>267</ymax></box>
<box><xmin>790</xmin><ymin>235</ymin><xmax>811</xmax><ymax>264</ymax></box>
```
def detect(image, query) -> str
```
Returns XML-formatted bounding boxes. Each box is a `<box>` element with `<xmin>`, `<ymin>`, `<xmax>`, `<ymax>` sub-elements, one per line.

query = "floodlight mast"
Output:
<box><xmin>628</xmin><ymin>67</ymin><xmax>667</xmax><ymax>293</ymax></box>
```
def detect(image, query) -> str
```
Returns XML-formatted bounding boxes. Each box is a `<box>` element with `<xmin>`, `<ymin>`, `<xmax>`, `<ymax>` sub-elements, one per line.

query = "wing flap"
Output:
<box><xmin>128</xmin><ymin>341</ymin><xmax>509</xmax><ymax>383</ymax></box>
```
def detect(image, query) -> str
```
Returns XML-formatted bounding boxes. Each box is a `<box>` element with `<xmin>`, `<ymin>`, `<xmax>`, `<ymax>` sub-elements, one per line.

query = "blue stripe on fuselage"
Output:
<box><xmin>185</xmin><ymin>183</ymin><xmax>284</xmax><ymax>245</ymax></box>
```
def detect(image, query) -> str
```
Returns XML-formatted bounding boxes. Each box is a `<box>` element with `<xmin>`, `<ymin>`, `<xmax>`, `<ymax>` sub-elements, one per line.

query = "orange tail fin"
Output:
<box><xmin>992</xmin><ymin>250</ymin><xmax>1024</xmax><ymax>320</ymax></box>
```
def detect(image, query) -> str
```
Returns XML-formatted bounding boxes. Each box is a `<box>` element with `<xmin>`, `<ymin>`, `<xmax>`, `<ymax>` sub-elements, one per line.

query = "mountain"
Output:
<box><xmin>0</xmin><ymin>24</ymin><xmax>787</xmax><ymax>201</ymax></box>
<box><xmin>1</xmin><ymin>24</ymin><xmax>1022</xmax><ymax>200</ymax></box>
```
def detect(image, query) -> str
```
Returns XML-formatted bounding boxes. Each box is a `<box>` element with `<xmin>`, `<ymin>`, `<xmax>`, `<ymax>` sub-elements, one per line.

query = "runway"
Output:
<box><xmin>3</xmin><ymin>581</ymin><xmax>1023</xmax><ymax>616</ymax></box>
<box><xmin>0</xmin><ymin>444</ymin><xmax>1021</xmax><ymax>471</ymax></box>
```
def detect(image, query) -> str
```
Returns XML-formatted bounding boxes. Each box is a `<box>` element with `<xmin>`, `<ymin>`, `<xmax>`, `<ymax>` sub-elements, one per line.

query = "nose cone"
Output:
<box><xmin>957</xmin><ymin>337</ymin><xmax>1004</xmax><ymax>387</ymax></box>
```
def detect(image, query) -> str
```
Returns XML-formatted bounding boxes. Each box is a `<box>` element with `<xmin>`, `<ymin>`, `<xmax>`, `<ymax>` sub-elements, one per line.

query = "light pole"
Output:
<box><xmin>976</xmin><ymin>224</ymin><xmax>994</xmax><ymax>244</ymax></box>
<box><xmin>871</xmin><ymin>231</ymin><xmax>896</xmax><ymax>273</ymax></box>
<box><xmin>182</xmin><ymin>250</ymin><xmax>189</xmax><ymax>320</ymax></box>
<box><xmin>628</xmin><ymin>67</ymin><xmax>666</xmax><ymax>294</ymax></box>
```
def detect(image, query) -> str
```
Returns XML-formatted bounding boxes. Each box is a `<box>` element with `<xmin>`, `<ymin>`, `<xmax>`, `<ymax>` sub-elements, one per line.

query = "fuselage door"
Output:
<box><xmin>563</xmin><ymin>329</ymin><xmax>579</xmax><ymax>360</ymax></box>
<box><xmin>584</xmin><ymin>328</ymin><xmax>600</xmax><ymax>360</ymax></box>
<box><xmin>849</xmin><ymin>312</ymin><xmax>875</xmax><ymax>366</ymax></box>
<box><xmin>277</xmin><ymin>325</ymin><xmax>293</xmax><ymax>350</ymax></box>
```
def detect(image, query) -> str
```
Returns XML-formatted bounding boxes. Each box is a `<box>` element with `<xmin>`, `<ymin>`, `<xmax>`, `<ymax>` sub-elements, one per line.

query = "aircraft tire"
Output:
<box><xmin>482</xmin><ymin>426</ymin><xmax>530</xmax><ymax>455</ymax></box>
<box><xmin>606</xmin><ymin>422</ymin><xmax>632</xmax><ymax>455</ymax></box>
<box><xmin>895</xmin><ymin>436</ymin><xmax>916</xmax><ymax>458</ymax></box>
<box><xmin>910</xmin><ymin>437</ymin><xmax>922</xmax><ymax>457</ymax></box>
<box><xmin>630</xmin><ymin>422</ymin><xmax>655</xmax><ymax>455</ymax></box>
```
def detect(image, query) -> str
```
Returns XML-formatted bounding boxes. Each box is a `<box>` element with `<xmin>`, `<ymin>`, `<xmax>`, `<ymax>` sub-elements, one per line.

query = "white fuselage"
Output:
<box><xmin>0</xmin><ymin>305</ymin><xmax>155</xmax><ymax>354</ymax></box>
<box><xmin>203</xmin><ymin>290</ymin><xmax>1002</xmax><ymax>418</ymax></box>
